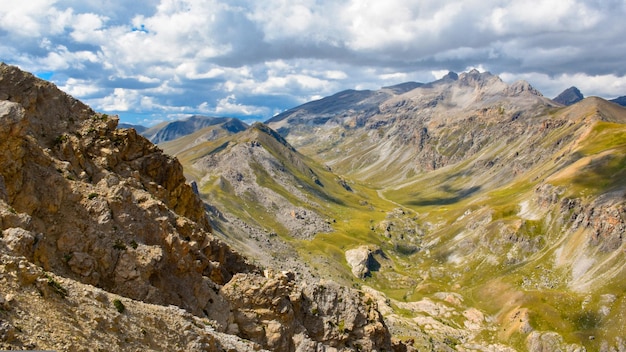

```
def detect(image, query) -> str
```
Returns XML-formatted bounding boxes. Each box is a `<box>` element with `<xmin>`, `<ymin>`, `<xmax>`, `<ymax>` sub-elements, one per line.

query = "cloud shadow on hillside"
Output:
<box><xmin>407</xmin><ymin>185</ymin><xmax>481</xmax><ymax>206</ymax></box>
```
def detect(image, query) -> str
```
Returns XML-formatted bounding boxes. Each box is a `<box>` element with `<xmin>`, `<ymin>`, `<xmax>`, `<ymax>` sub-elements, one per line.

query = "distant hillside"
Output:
<box><xmin>267</xmin><ymin>69</ymin><xmax>556</xmax><ymax>181</ymax></box>
<box><xmin>142</xmin><ymin>115</ymin><xmax>248</xmax><ymax>144</ymax></box>
<box><xmin>553</xmin><ymin>86</ymin><xmax>584</xmax><ymax>105</ymax></box>
<box><xmin>381</xmin><ymin>81</ymin><xmax>423</xmax><ymax>94</ymax></box>
<box><xmin>265</xmin><ymin>89</ymin><xmax>390</xmax><ymax>138</ymax></box>
<box><xmin>117</xmin><ymin>122</ymin><xmax>147</xmax><ymax>133</ymax></box>
<box><xmin>610</xmin><ymin>95</ymin><xmax>626</xmax><ymax>106</ymax></box>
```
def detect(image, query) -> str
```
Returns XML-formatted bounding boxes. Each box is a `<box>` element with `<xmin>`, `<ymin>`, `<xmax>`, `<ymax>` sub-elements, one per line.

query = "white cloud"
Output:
<box><xmin>247</xmin><ymin>0</ymin><xmax>338</xmax><ymax>43</ymax></box>
<box><xmin>217</xmin><ymin>60</ymin><xmax>342</xmax><ymax>99</ymax></box>
<box><xmin>0</xmin><ymin>0</ymin><xmax>56</xmax><ymax>37</ymax></box>
<box><xmin>36</xmin><ymin>45</ymin><xmax>99</xmax><ymax>70</ymax></box>
<box><xmin>431</xmin><ymin>70</ymin><xmax>450</xmax><ymax>80</ymax></box>
<box><xmin>99</xmin><ymin>88</ymin><xmax>138</xmax><ymax>111</ymax></box>
<box><xmin>341</xmin><ymin>0</ymin><xmax>464</xmax><ymax>51</ymax></box>
<box><xmin>322</xmin><ymin>70</ymin><xmax>348</xmax><ymax>80</ymax></box>
<box><xmin>70</xmin><ymin>12</ymin><xmax>108</xmax><ymax>42</ymax></box>
<box><xmin>213</xmin><ymin>94</ymin><xmax>269</xmax><ymax>116</ymax></box>
<box><xmin>252</xmin><ymin>74</ymin><xmax>330</xmax><ymax>95</ymax></box>
<box><xmin>379</xmin><ymin>72</ymin><xmax>409</xmax><ymax>82</ymax></box>
<box><xmin>483</xmin><ymin>0</ymin><xmax>601</xmax><ymax>35</ymax></box>
<box><xmin>59</xmin><ymin>78</ymin><xmax>101</xmax><ymax>96</ymax></box>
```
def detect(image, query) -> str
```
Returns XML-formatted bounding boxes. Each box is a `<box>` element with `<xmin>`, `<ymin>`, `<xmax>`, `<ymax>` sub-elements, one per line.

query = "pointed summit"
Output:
<box><xmin>425</xmin><ymin>71</ymin><xmax>458</xmax><ymax>87</ymax></box>
<box><xmin>457</xmin><ymin>70</ymin><xmax>500</xmax><ymax>89</ymax></box>
<box><xmin>553</xmin><ymin>86</ymin><xmax>584</xmax><ymax>106</ymax></box>
<box><xmin>442</xmin><ymin>71</ymin><xmax>458</xmax><ymax>81</ymax></box>
<box><xmin>507</xmin><ymin>80</ymin><xmax>543</xmax><ymax>96</ymax></box>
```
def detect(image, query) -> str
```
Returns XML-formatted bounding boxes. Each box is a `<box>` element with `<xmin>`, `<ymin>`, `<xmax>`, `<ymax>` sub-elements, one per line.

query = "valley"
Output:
<box><xmin>159</xmin><ymin>70</ymin><xmax>626</xmax><ymax>351</ymax></box>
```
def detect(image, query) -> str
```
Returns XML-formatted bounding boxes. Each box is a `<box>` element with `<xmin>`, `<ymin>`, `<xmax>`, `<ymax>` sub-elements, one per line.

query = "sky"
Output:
<box><xmin>2</xmin><ymin>0</ymin><xmax>626</xmax><ymax>126</ymax></box>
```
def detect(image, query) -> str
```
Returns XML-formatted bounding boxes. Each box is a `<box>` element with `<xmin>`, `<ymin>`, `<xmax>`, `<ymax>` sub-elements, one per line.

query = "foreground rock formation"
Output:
<box><xmin>0</xmin><ymin>63</ymin><xmax>393</xmax><ymax>351</ymax></box>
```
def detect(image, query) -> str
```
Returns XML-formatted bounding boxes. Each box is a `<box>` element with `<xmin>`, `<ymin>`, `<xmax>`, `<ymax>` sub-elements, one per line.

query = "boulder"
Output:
<box><xmin>345</xmin><ymin>245</ymin><xmax>380</xmax><ymax>279</ymax></box>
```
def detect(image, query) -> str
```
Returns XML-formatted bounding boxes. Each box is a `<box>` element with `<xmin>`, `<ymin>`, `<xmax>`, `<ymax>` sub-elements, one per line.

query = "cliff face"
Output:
<box><xmin>0</xmin><ymin>63</ymin><xmax>392</xmax><ymax>351</ymax></box>
<box><xmin>0</xmin><ymin>63</ymin><xmax>247</xmax><ymax>315</ymax></box>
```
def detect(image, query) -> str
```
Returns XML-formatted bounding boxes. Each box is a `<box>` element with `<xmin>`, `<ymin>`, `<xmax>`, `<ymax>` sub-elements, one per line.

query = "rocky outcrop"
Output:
<box><xmin>221</xmin><ymin>271</ymin><xmax>391</xmax><ymax>352</ymax></box>
<box><xmin>526</xmin><ymin>331</ymin><xmax>585</xmax><ymax>352</ymax></box>
<box><xmin>0</xmin><ymin>63</ymin><xmax>252</xmax><ymax>317</ymax></box>
<box><xmin>0</xmin><ymin>254</ymin><xmax>266</xmax><ymax>352</ymax></box>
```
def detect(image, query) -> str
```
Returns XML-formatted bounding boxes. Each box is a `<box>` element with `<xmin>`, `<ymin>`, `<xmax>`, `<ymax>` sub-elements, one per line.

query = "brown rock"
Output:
<box><xmin>1</xmin><ymin>228</ymin><xmax>36</xmax><ymax>258</ymax></box>
<box><xmin>221</xmin><ymin>273</ymin><xmax>392</xmax><ymax>352</ymax></box>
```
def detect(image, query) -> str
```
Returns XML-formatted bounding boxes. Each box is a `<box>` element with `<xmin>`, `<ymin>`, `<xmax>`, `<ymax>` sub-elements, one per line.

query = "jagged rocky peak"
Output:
<box><xmin>449</xmin><ymin>69</ymin><xmax>542</xmax><ymax>97</ymax></box>
<box><xmin>457</xmin><ymin>69</ymin><xmax>500</xmax><ymax>87</ymax></box>
<box><xmin>553</xmin><ymin>86</ymin><xmax>584</xmax><ymax>106</ymax></box>
<box><xmin>424</xmin><ymin>71</ymin><xmax>459</xmax><ymax>86</ymax></box>
<box><xmin>506</xmin><ymin>79</ymin><xmax>543</xmax><ymax>96</ymax></box>
<box><xmin>442</xmin><ymin>71</ymin><xmax>459</xmax><ymax>81</ymax></box>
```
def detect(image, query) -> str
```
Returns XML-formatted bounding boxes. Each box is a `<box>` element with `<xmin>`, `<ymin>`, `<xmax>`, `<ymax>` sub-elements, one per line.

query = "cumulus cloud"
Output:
<box><xmin>59</xmin><ymin>77</ymin><xmax>102</xmax><ymax>97</ymax></box>
<box><xmin>482</xmin><ymin>0</ymin><xmax>602</xmax><ymax>35</ymax></box>
<box><xmin>212</xmin><ymin>94</ymin><xmax>270</xmax><ymax>117</ymax></box>
<box><xmin>2</xmin><ymin>0</ymin><xmax>626</xmax><ymax>125</ymax></box>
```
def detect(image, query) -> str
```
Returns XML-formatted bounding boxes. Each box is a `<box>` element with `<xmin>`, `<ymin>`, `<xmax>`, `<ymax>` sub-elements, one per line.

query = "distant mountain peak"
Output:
<box><xmin>142</xmin><ymin>115</ymin><xmax>247</xmax><ymax>143</ymax></box>
<box><xmin>248</xmin><ymin>121</ymin><xmax>294</xmax><ymax>150</ymax></box>
<box><xmin>427</xmin><ymin>71</ymin><xmax>459</xmax><ymax>86</ymax></box>
<box><xmin>553</xmin><ymin>86</ymin><xmax>584</xmax><ymax>106</ymax></box>
<box><xmin>442</xmin><ymin>71</ymin><xmax>459</xmax><ymax>81</ymax></box>
<box><xmin>456</xmin><ymin>70</ymin><xmax>503</xmax><ymax>90</ymax></box>
<box><xmin>381</xmin><ymin>81</ymin><xmax>423</xmax><ymax>94</ymax></box>
<box><xmin>507</xmin><ymin>80</ymin><xmax>543</xmax><ymax>96</ymax></box>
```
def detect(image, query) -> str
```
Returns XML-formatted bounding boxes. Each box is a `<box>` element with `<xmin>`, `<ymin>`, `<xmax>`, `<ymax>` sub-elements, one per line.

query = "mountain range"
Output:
<box><xmin>1</xmin><ymin>63</ymin><xmax>626</xmax><ymax>351</ymax></box>
<box><xmin>159</xmin><ymin>69</ymin><xmax>626</xmax><ymax>351</ymax></box>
